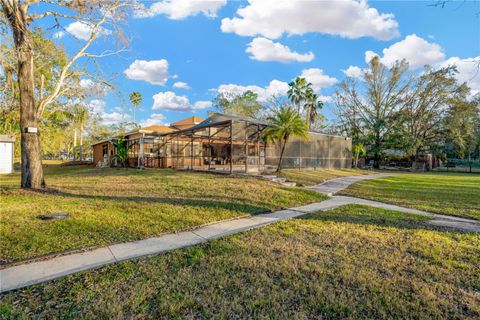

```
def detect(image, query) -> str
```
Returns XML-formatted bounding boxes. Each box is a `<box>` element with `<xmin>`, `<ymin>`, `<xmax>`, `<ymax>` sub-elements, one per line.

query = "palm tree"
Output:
<box><xmin>287</xmin><ymin>77</ymin><xmax>311</xmax><ymax>114</ymax></box>
<box><xmin>263</xmin><ymin>105</ymin><xmax>309</xmax><ymax>172</ymax></box>
<box><xmin>72</xmin><ymin>104</ymin><xmax>89</xmax><ymax>161</ymax></box>
<box><xmin>304</xmin><ymin>88</ymin><xmax>324</xmax><ymax>130</ymax></box>
<box><xmin>129</xmin><ymin>92</ymin><xmax>142</xmax><ymax>123</ymax></box>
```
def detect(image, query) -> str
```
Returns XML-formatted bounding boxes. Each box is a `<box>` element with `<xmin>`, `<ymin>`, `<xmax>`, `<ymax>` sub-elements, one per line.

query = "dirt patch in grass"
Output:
<box><xmin>0</xmin><ymin>166</ymin><xmax>326</xmax><ymax>263</ymax></box>
<box><xmin>1</xmin><ymin>205</ymin><xmax>478</xmax><ymax>319</ymax></box>
<box><xmin>341</xmin><ymin>172</ymin><xmax>480</xmax><ymax>220</ymax></box>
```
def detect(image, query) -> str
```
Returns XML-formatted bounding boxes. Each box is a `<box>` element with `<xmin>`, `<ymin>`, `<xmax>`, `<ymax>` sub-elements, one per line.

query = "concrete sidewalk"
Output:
<box><xmin>306</xmin><ymin>173</ymin><xmax>393</xmax><ymax>195</ymax></box>
<box><xmin>0</xmin><ymin>198</ymin><xmax>343</xmax><ymax>293</ymax></box>
<box><xmin>2</xmin><ymin>173</ymin><xmax>479</xmax><ymax>293</ymax></box>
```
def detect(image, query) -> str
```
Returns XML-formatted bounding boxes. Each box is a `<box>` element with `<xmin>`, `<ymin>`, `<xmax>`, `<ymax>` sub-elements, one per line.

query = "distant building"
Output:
<box><xmin>0</xmin><ymin>135</ymin><xmax>15</xmax><ymax>174</ymax></box>
<box><xmin>92</xmin><ymin>114</ymin><xmax>352</xmax><ymax>173</ymax></box>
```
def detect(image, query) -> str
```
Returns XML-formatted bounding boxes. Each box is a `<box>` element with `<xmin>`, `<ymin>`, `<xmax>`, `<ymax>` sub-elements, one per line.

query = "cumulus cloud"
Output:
<box><xmin>300</xmin><ymin>68</ymin><xmax>338</xmax><ymax>92</ymax></box>
<box><xmin>87</xmin><ymin>99</ymin><xmax>107</xmax><ymax>114</ymax></box>
<box><xmin>124</xmin><ymin>59</ymin><xmax>170</xmax><ymax>85</ymax></box>
<box><xmin>342</xmin><ymin>66</ymin><xmax>364</xmax><ymax>79</ymax></box>
<box><xmin>101</xmin><ymin>112</ymin><xmax>130</xmax><ymax>126</ymax></box>
<box><xmin>173</xmin><ymin>81</ymin><xmax>191</xmax><ymax>89</ymax></box>
<box><xmin>246</xmin><ymin>37</ymin><xmax>314</xmax><ymax>63</ymax></box>
<box><xmin>221</xmin><ymin>0</ymin><xmax>399</xmax><ymax>40</ymax></box>
<box><xmin>217</xmin><ymin>80</ymin><xmax>290</xmax><ymax>102</ymax></box>
<box><xmin>135</xmin><ymin>0</ymin><xmax>226</xmax><ymax>19</ymax></box>
<box><xmin>365</xmin><ymin>34</ymin><xmax>445</xmax><ymax>68</ymax></box>
<box><xmin>440</xmin><ymin>56</ymin><xmax>480</xmax><ymax>95</ymax></box>
<box><xmin>193</xmin><ymin>100</ymin><xmax>213</xmax><ymax>109</ymax></box>
<box><xmin>139</xmin><ymin>113</ymin><xmax>167</xmax><ymax>127</ymax></box>
<box><xmin>216</xmin><ymin>69</ymin><xmax>337</xmax><ymax>102</ymax></box>
<box><xmin>152</xmin><ymin>91</ymin><xmax>212</xmax><ymax>111</ymax></box>
<box><xmin>80</xmin><ymin>79</ymin><xmax>111</xmax><ymax>96</ymax></box>
<box><xmin>55</xmin><ymin>21</ymin><xmax>111</xmax><ymax>41</ymax></box>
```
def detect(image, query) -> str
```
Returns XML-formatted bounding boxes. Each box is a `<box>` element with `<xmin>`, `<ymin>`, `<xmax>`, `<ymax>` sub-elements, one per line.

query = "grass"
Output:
<box><xmin>0</xmin><ymin>165</ymin><xmax>326</xmax><ymax>263</ymax></box>
<box><xmin>277</xmin><ymin>168</ymin><xmax>370</xmax><ymax>186</ymax></box>
<box><xmin>341</xmin><ymin>172</ymin><xmax>480</xmax><ymax>220</ymax></box>
<box><xmin>1</xmin><ymin>205</ymin><xmax>478</xmax><ymax>319</ymax></box>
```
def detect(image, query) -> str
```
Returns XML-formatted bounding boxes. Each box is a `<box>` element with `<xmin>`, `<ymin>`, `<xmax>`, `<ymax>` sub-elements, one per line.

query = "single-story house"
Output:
<box><xmin>0</xmin><ymin>135</ymin><xmax>15</xmax><ymax>174</ymax></box>
<box><xmin>92</xmin><ymin>113</ymin><xmax>352</xmax><ymax>173</ymax></box>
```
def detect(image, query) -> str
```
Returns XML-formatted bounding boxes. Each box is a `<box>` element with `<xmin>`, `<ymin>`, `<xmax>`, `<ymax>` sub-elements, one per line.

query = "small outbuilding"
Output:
<box><xmin>0</xmin><ymin>135</ymin><xmax>15</xmax><ymax>174</ymax></box>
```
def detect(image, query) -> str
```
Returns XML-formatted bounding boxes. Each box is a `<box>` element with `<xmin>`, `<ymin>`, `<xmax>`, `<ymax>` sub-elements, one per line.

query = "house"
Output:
<box><xmin>0</xmin><ymin>135</ymin><xmax>15</xmax><ymax>174</ymax></box>
<box><xmin>92</xmin><ymin>114</ymin><xmax>352</xmax><ymax>173</ymax></box>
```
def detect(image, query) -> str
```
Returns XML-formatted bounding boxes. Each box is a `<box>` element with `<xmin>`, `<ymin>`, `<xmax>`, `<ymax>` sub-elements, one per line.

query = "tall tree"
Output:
<box><xmin>0</xmin><ymin>0</ymin><xmax>127</xmax><ymax>188</ymax></box>
<box><xmin>213</xmin><ymin>90</ymin><xmax>263</xmax><ymax>118</ymax></box>
<box><xmin>335</xmin><ymin>56</ymin><xmax>410</xmax><ymax>168</ymax></box>
<box><xmin>287</xmin><ymin>77</ymin><xmax>311</xmax><ymax>114</ymax></box>
<box><xmin>444</xmin><ymin>92</ymin><xmax>480</xmax><ymax>159</ymax></box>
<box><xmin>129</xmin><ymin>91</ymin><xmax>142</xmax><ymax>123</ymax></box>
<box><xmin>304</xmin><ymin>87</ymin><xmax>324</xmax><ymax>130</ymax></box>
<box><xmin>71</xmin><ymin>104</ymin><xmax>90</xmax><ymax>161</ymax></box>
<box><xmin>396</xmin><ymin>66</ymin><xmax>468</xmax><ymax>158</ymax></box>
<box><xmin>263</xmin><ymin>105</ymin><xmax>308</xmax><ymax>172</ymax></box>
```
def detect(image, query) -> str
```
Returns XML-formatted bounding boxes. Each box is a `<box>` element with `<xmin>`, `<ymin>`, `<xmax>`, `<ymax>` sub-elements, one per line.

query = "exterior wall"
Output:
<box><xmin>93</xmin><ymin>142</ymin><xmax>114</xmax><ymax>166</ymax></box>
<box><xmin>0</xmin><ymin>141</ymin><xmax>14</xmax><ymax>174</ymax></box>
<box><xmin>265</xmin><ymin>132</ymin><xmax>352</xmax><ymax>169</ymax></box>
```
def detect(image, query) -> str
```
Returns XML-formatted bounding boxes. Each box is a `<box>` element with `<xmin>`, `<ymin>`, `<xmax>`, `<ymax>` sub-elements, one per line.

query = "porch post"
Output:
<box><xmin>208</xmin><ymin>126</ymin><xmax>211</xmax><ymax>171</ymax></box>
<box><xmin>229</xmin><ymin>120</ymin><xmax>233</xmax><ymax>174</ymax></box>
<box><xmin>138</xmin><ymin>133</ymin><xmax>145</xmax><ymax>169</ymax></box>
<box><xmin>190</xmin><ymin>133</ymin><xmax>194</xmax><ymax>171</ymax></box>
<box><xmin>244</xmin><ymin>121</ymin><xmax>248</xmax><ymax>173</ymax></box>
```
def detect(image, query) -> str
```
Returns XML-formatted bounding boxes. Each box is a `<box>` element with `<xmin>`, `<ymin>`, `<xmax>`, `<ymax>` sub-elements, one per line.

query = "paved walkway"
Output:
<box><xmin>306</xmin><ymin>173</ymin><xmax>393</xmax><ymax>195</ymax></box>
<box><xmin>1</xmin><ymin>173</ymin><xmax>479</xmax><ymax>293</ymax></box>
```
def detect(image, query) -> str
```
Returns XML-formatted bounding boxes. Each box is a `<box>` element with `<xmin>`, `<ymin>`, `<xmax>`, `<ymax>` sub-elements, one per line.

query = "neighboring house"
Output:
<box><xmin>0</xmin><ymin>135</ymin><xmax>15</xmax><ymax>174</ymax></box>
<box><xmin>92</xmin><ymin>114</ymin><xmax>352</xmax><ymax>173</ymax></box>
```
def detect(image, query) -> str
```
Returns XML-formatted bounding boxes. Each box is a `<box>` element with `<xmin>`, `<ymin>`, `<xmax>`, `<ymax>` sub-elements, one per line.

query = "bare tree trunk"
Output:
<box><xmin>73</xmin><ymin>128</ymin><xmax>77</xmax><ymax>161</ymax></box>
<box><xmin>276</xmin><ymin>137</ymin><xmax>287</xmax><ymax>172</ymax></box>
<box><xmin>79</xmin><ymin>126</ymin><xmax>83</xmax><ymax>161</ymax></box>
<box><xmin>6</xmin><ymin>3</ymin><xmax>45</xmax><ymax>189</ymax></box>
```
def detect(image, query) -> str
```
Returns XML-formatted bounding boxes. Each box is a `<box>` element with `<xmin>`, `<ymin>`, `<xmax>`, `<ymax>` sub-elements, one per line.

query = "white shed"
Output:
<box><xmin>0</xmin><ymin>135</ymin><xmax>15</xmax><ymax>174</ymax></box>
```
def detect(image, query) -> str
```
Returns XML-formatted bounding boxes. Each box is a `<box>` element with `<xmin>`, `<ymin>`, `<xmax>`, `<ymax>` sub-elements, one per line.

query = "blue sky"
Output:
<box><xmin>50</xmin><ymin>0</ymin><xmax>480</xmax><ymax>127</ymax></box>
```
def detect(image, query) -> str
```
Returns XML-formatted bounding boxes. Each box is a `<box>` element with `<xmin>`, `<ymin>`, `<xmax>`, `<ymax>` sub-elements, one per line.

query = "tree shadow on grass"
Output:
<box><xmin>28</xmin><ymin>188</ymin><xmax>273</xmax><ymax>215</ymax></box>
<box><xmin>297</xmin><ymin>205</ymin><xmax>472</xmax><ymax>234</ymax></box>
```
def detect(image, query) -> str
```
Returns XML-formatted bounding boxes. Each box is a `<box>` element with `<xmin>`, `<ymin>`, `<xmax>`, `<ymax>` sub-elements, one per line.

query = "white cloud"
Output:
<box><xmin>85</xmin><ymin>99</ymin><xmax>130</xmax><ymax>126</ymax></box>
<box><xmin>221</xmin><ymin>0</ymin><xmax>399</xmax><ymax>40</ymax></box>
<box><xmin>246</xmin><ymin>37</ymin><xmax>314</xmax><ymax>63</ymax></box>
<box><xmin>193</xmin><ymin>100</ymin><xmax>213</xmax><ymax>109</ymax></box>
<box><xmin>440</xmin><ymin>56</ymin><xmax>480</xmax><ymax>95</ymax></box>
<box><xmin>124</xmin><ymin>59</ymin><xmax>170</xmax><ymax>85</ymax></box>
<box><xmin>56</xmin><ymin>21</ymin><xmax>111</xmax><ymax>41</ymax></box>
<box><xmin>217</xmin><ymin>80</ymin><xmax>290</xmax><ymax>102</ymax></box>
<box><xmin>87</xmin><ymin>99</ymin><xmax>106</xmax><ymax>114</ymax></box>
<box><xmin>300</xmin><ymin>68</ymin><xmax>338</xmax><ymax>92</ymax></box>
<box><xmin>80</xmin><ymin>79</ymin><xmax>111</xmax><ymax>96</ymax></box>
<box><xmin>365</xmin><ymin>34</ymin><xmax>445</xmax><ymax>68</ymax></box>
<box><xmin>139</xmin><ymin>113</ymin><xmax>167</xmax><ymax>127</ymax></box>
<box><xmin>135</xmin><ymin>0</ymin><xmax>226</xmax><ymax>19</ymax></box>
<box><xmin>173</xmin><ymin>81</ymin><xmax>191</xmax><ymax>89</ymax></box>
<box><xmin>152</xmin><ymin>91</ymin><xmax>212</xmax><ymax>111</ymax></box>
<box><xmin>216</xmin><ymin>69</ymin><xmax>337</xmax><ymax>102</ymax></box>
<box><xmin>342</xmin><ymin>66</ymin><xmax>364</xmax><ymax>79</ymax></box>
<box><xmin>318</xmin><ymin>95</ymin><xmax>334</xmax><ymax>103</ymax></box>
<box><xmin>101</xmin><ymin>112</ymin><xmax>130</xmax><ymax>126</ymax></box>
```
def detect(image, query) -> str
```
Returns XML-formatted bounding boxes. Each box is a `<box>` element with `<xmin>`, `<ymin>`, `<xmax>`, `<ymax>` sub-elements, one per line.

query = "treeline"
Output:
<box><xmin>334</xmin><ymin>57</ymin><xmax>480</xmax><ymax>168</ymax></box>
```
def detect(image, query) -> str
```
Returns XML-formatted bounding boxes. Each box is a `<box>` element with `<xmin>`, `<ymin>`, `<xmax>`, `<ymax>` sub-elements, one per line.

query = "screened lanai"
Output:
<box><xmin>133</xmin><ymin>114</ymin><xmax>269</xmax><ymax>174</ymax></box>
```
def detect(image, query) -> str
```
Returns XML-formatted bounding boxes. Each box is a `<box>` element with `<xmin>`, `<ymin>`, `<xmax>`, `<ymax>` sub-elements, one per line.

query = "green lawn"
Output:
<box><xmin>0</xmin><ymin>165</ymin><xmax>326</xmax><ymax>263</ymax></box>
<box><xmin>277</xmin><ymin>168</ymin><xmax>370</xmax><ymax>186</ymax></box>
<box><xmin>1</xmin><ymin>205</ymin><xmax>478</xmax><ymax>319</ymax></box>
<box><xmin>341</xmin><ymin>172</ymin><xmax>480</xmax><ymax>220</ymax></box>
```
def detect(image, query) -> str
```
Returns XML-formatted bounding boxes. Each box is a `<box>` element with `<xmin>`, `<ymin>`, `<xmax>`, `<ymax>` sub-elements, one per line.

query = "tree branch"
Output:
<box><xmin>36</xmin><ymin>0</ymin><xmax>125</xmax><ymax>118</ymax></box>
